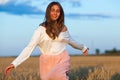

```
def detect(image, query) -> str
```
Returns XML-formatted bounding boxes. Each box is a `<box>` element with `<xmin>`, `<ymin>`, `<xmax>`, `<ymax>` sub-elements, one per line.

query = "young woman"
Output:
<box><xmin>5</xmin><ymin>1</ymin><xmax>88</xmax><ymax>80</ymax></box>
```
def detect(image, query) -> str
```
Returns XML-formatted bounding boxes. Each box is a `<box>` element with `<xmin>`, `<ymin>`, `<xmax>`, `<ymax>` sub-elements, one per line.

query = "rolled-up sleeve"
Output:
<box><xmin>12</xmin><ymin>27</ymin><xmax>42</xmax><ymax>68</ymax></box>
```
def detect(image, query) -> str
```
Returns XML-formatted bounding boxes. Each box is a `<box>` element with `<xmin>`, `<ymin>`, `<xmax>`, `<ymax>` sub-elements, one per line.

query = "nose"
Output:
<box><xmin>53</xmin><ymin>11</ymin><xmax>57</xmax><ymax>15</ymax></box>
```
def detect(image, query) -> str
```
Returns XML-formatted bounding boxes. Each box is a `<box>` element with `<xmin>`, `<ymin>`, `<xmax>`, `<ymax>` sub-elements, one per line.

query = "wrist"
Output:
<box><xmin>10</xmin><ymin>64</ymin><xmax>14</xmax><ymax>68</ymax></box>
<box><xmin>82</xmin><ymin>46</ymin><xmax>88</xmax><ymax>53</ymax></box>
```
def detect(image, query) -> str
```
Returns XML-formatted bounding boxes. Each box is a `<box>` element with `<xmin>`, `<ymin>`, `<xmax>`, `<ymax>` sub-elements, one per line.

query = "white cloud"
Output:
<box><xmin>0</xmin><ymin>0</ymin><xmax>10</xmax><ymax>5</ymax></box>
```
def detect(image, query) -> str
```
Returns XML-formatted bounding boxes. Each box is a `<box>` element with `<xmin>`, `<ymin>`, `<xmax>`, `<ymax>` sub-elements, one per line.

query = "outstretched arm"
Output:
<box><xmin>5</xmin><ymin>27</ymin><xmax>42</xmax><ymax>76</ymax></box>
<box><xmin>11</xmin><ymin>27</ymin><xmax>41</xmax><ymax>68</ymax></box>
<box><xmin>61</xmin><ymin>27</ymin><xmax>89</xmax><ymax>55</ymax></box>
<box><xmin>68</xmin><ymin>38</ymin><xmax>89</xmax><ymax>55</ymax></box>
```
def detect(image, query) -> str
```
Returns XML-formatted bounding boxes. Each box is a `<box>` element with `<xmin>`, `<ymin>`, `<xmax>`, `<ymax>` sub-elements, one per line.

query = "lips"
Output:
<box><xmin>51</xmin><ymin>16</ymin><xmax>58</xmax><ymax>20</ymax></box>
<box><xmin>52</xmin><ymin>15</ymin><xmax>58</xmax><ymax>18</ymax></box>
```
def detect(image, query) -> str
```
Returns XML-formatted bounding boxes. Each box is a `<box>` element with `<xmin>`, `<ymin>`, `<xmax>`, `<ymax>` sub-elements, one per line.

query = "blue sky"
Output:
<box><xmin>0</xmin><ymin>0</ymin><xmax>120</xmax><ymax>56</ymax></box>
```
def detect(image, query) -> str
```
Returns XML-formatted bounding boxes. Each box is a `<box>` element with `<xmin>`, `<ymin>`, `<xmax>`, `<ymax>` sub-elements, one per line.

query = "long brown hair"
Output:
<box><xmin>41</xmin><ymin>1</ymin><xmax>64</xmax><ymax>40</ymax></box>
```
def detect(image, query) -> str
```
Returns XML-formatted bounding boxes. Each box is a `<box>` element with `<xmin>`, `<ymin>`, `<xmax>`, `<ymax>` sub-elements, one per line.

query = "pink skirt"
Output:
<box><xmin>39</xmin><ymin>50</ymin><xmax>70</xmax><ymax>80</ymax></box>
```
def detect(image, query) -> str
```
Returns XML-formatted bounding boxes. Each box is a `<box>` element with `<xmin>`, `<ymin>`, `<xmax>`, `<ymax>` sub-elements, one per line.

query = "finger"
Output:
<box><xmin>5</xmin><ymin>68</ymin><xmax>9</xmax><ymax>76</ymax></box>
<box><xmin>83</xmin><ymin>50</ymin><xmax>87</xmax><ymax>54</ymax></box>
<box><xmin>6</xmin><ymin>70</ymin><xmax>10</xmax><ymax>76</ymax></box>
<box><xmin>83</xmin><ymin>50</ymin><xmax>88</xmax><ymax>56</ymax></box>
<box><xmin>5</xmin><ymin>66</ymin><xmax>12</xmax><ymax>76</ymax></box>
<box><xmin>6</xmin><ymin>68</ymin><xmax>12</xmax><ymax>76</ymax></box>
<box><xmin>84</xmin><ymin>52</ymin><xmax>88</xmax><ymax>56</ymax></box>
<box><xmin>5</xmin><ymin>67</ymin><xmax>8</xmax><ymax>75</ymax></box>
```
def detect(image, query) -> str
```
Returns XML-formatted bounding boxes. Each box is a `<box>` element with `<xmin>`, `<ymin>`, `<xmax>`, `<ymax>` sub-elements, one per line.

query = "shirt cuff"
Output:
<box><xmin>11</xmin><ymin>62</ymin><xmax>17</xmax><ymax>68</ymax></box>
<box><xmin>82</xmin><ymin>46</ymin><xmax>88</xmax><ymax>53</ymax></box>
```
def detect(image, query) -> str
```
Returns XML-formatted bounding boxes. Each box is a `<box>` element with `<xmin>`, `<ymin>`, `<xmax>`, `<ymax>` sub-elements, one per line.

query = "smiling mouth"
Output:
<box><xmin>53</xmin><ymin>16</ymin><xmax>57</xmax><ymax>18</ymax></box>
<box><xmin>52</xmin><ymin>17</ymin><xmax>58</xmax><ymax>19</ymax></box>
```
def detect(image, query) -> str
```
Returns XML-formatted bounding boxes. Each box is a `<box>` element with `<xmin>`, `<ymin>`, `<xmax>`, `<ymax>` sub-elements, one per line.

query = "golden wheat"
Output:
<box><xmin>0</xmin><ymin>56</ymin><xmax>120</xmax><ymax>80</ymax></box>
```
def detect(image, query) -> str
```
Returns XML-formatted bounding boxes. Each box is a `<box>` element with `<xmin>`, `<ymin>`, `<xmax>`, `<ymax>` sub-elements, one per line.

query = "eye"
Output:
<box><xmin>51</xmin><ymin>8</ymin><xmax>55</xmax><ymax>12</ymax></box>
<box><xmin>56</xmin><ymin>9</ymin><xmax>60</xmax><ymax>13</ymax></box>
<box><xmin>50</xmin><ymin>5</ymin><xmax>60</xmax><ymax>13</ymax></box>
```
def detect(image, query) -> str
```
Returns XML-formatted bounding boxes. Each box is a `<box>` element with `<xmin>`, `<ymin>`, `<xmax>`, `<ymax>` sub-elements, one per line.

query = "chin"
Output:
<box><xmin>51</xmin><ymin>19</ymin><xmax>58</xmax><ymax>21</ymax></box>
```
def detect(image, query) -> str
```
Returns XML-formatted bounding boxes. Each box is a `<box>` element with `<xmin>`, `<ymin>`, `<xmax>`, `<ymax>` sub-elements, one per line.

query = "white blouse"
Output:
<box><xmin>12</xmin><ymin>26</ymin><xmax>87</xmax><ymax>68</ymax></box>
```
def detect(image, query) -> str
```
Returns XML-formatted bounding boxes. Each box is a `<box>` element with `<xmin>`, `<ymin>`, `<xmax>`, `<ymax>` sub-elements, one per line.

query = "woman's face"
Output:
<box><xmin>50</xmin><ymin>5</ymin><xmax>60</xmax><ymax>21</ymax></box>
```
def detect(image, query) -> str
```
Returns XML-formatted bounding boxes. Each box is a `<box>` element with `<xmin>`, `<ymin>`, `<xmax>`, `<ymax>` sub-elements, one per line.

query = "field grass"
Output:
<box><xmin>0</xmin><ymin>56</ymin><xmax>120</xmax><ymax>80</ymax></box>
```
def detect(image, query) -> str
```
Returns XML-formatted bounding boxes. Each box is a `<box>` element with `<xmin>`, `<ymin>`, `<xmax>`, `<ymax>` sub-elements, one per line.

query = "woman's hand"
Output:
<box><xmin>83</xmin><ymin>48</ymin><xmax>89</xmax><ymax>56</ymax></box>
<box><xmin>5</xmin><ymin>64</ymin><xmax>14</xmax><ymax>76</ymax></box>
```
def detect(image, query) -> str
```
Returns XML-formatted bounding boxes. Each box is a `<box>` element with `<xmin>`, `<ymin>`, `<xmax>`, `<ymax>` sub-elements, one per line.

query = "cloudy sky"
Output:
<box><xmin>0</xmin><ymin>0</ymin><xmax>120</xmax><ymax>56</ymax></box>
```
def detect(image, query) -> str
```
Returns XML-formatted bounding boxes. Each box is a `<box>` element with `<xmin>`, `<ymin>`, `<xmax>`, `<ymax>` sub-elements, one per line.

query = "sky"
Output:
<box><xmin>0</xmin><ymin>0</ymin><xmax>120</xmax><ymax>56</ymax></box>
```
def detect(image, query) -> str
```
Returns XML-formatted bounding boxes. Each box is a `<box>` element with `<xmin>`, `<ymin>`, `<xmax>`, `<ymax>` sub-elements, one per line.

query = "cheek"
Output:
<box><xmin>50</xmin><ymin>11</ymin><xmax>53</xmax><ymax>16</ymax></box>
<box><xmin>57</xmin><ymin>13</ymin><xmax>60</xmax><ymax>17</ymax></box>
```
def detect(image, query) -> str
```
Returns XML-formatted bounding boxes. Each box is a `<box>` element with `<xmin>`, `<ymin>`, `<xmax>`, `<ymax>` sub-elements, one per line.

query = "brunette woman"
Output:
<box><xmin>5</xmin><ymin>1</ymin><xmax>88</xmax><ymax>80</ymax></box>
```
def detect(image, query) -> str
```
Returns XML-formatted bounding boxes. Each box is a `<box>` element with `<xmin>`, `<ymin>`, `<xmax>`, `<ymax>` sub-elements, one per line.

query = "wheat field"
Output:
<box><xmin>0</xmin><ymin>56</ymin><xmax>120</xmax><ymax>80</ymax></box>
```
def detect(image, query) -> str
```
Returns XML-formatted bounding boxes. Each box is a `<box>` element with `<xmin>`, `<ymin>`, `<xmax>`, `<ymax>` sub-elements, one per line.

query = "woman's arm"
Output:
<box><xmin>68</xmin><ymin>39</ymin><xmax>89</xmax><ymax>55</ymax></box>
<box><xmin>68</xmin><ymin>36</ymin><xmax>87</xmax><ymax>51</ymax></box>
<box><xmin>61</xmin><ymin>27</ymin><xmax>89</xmax><ymax>55</ymax></box>
<box><xmin>5</xmin><ymin>27</ymin><xmax>42</xmax><ymax>76</ymax></box>
<box><xmin>11</xmin><ymin>27</ymin><xmax>42</xmax><ymax>68</ymax></box>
